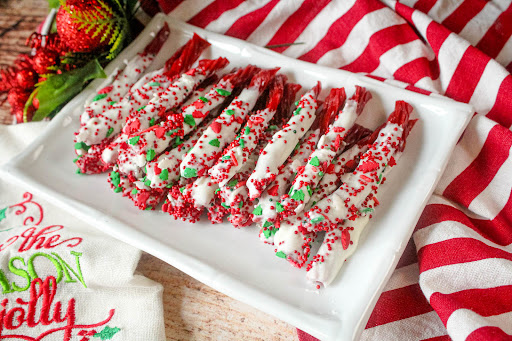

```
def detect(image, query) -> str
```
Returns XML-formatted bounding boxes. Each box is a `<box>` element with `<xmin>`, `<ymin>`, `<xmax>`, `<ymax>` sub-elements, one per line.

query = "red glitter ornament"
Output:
<box><xmin>56</xmin><ymin>0</ymin><xmax>113</xmax><ymax>53</ymax></box>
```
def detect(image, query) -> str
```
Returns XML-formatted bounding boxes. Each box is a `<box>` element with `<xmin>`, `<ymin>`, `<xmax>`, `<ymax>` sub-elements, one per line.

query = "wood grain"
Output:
<box><xmin>0</xmin><ymin>1</ymin><xmax>298</xmax><ymax>339</ymax></box>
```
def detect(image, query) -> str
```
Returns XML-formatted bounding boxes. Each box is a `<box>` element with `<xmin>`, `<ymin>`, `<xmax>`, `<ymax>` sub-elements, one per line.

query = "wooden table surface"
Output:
<box><xmin>0</xmin><ymin>1</ymin><xmax>298</xmax><ymax>339</ymax></box>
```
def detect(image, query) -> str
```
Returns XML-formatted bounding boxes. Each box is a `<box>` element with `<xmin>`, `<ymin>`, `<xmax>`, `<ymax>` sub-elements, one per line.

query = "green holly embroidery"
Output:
<box><xmin>0</xmin><ymin>207</ymin><xmax>7</xmax><ymax>223</ymax></box>
<box><xmin>94</xmin><ymin>326</ymin><xmax>121</xmax><ymax>340</ymax></box>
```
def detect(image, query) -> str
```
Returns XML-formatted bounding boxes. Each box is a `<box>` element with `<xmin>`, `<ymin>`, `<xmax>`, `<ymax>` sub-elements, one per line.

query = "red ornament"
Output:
<box><xmin>7</xmin><ymin>88</ymin><xmax>31</xmax><ymax>110</ymax></box>
<box><xmin>56</xmin><ymin>1</ymin><xmax>113</xmax><ymax>53</ymax></box>
<box><xmin>15</xmin><ymin>68</ymin><xmax>38</xmax><ymax>89</ymax></box>
<box><xmin>32</xmin><ymin>49</ymin><xmax>60</xmax><ymax>75</ymax></box>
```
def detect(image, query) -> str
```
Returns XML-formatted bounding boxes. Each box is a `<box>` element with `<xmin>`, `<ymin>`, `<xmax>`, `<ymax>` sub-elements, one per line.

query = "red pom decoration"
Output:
<box><xmin>7</xmin><ymin>88</ymin><xmax>31</xmax><ymax>110</ymax></box>
<box><xmin>15</xmin><ymin>68</ymin><xmax>38</xmax><ymax>89</ymax></box>
<box><xmin>32</xmin><ymin>49</ymin><xmax>60</xmax><ymax>75</ymax></box>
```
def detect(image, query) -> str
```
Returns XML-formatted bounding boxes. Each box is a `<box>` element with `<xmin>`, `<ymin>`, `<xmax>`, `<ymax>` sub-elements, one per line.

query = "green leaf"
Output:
<box><xmin>32</xmin><ymin>59</ymin><xmax>106</xmax><ymax>121</ymax></box>
<box><xmin>0</xmin><ymin>207</ymin><xmax>7</xmax><ymax>222</ymax></box>
<box><xmin>94</xmin><ymin>326</ymin><xmax>121</xmax><ymax>340</ymax></box>
<box><xmin>47</xmin><ymin>0</ymin><xmax>60</xmax><ymax>9</ymax></box>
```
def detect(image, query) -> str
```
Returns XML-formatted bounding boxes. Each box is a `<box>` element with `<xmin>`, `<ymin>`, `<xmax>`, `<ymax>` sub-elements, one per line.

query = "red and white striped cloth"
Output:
<box><xmin>155</xmin><ymin>1</ymin><xmax>512</xmax><ymax>339</ymax></box>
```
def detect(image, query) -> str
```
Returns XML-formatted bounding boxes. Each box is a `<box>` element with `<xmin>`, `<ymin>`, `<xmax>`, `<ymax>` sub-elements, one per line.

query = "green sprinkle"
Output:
<box><xmin>221</xmin><ymin>202</ymin><xmax>230</xmax><ymax>209</ymax></box>
<box><xmin>199</xmin><ymin>96</ymin><xmax>209</xmax><ymax>103</ymax></box>
<box><xmin>106</xmin><ymin>127</ymin><xmax>114</xmax><ymax>137</ymax></box>
<box><xmin>92</xmin><ymin>93</ymin><xmax>108</xmax><ymax>102</ymax></box>
<box><xmin>73</xmin><ymin>158</ymin><xmax>78</xmax><ymax>163</ymax></box>
<box><xmin>173</xmin><ymin>136</ymin><xmax>183</xmax><ymax>148</ymax></box>
<box><xmin>149</xmin><ymin>117</ymin><xmax>155</xmax><ymax>126</ymax></box>
<box><xmin>318</xmin><ymin>171</ymin><xmax>324</xmax><ymax>177</ymax></box>
<box><xmin>216</xmin><ymin>88</ymin><xmax>231</xmax><ymax>96</ymax></box>
<box><xmin>253</xmin><ymin>205</ymin><xmax>262</xmax><ymax>215</ymax></box>
<box><xmin>209</xmin><ymin>138</ymin><xmax>220</xmax><ymax>147</ymax></box>
<box><xmin>275</xmin><ymin>251</ymin><xmax>287</xmax><ymax>258</ymax></box>
<box><xmin>137</xmin><ymin>105</ymin><xmax>146</xmax><ymax>112</ymax></box>
<box><xmin>226</xmin><ymin>109</ymin><xmax>235</xmax><ymax>116</ymax></box>
<box><xmin>276</xmin><ymin>202</ymin><xmax>284</xmax><ymax>213</ymax></box>
<box><xmin>269</xmin><ymin>125</ymin><xmax>278</xmax><ymax>130</ymax></box>
<box><xmin>294</xmin><ymin>101</ymin><xmax>299</xmax><ymax>106</ymax></box>
<box><xmin>309</xmin><ymin>156</ymin><xmax>320</xmax><ymax>166</ymax></box>
<box><xmin>215</xmin><ymin>188</ymin><xmax>221</xmax><ymax>194</ymax></box>
<box><xmin>144</xmin><ymin>179</ymin><xmax>151</xmax><ymax>187</ymax></box>
<box><xmin>263</xmin><ymin>221</ymin><xmax>273</xmax><ymax>228</ymax></box>
<box><xmin>293</xmin><ymin>107</ymin><xmax>302</xmax><ymax>116</ymax></box>
<box><xmin>263</xmin><ymin>229</ymin><xmax>271</xmax><ymax>239</ymax></box>
<box><xmin>129</xmin><ymin>136</ymin><xmax>140</xmax><ymax>145</ymax></box>
<box><xmin>221</xmin><ymin>155</ymin><xmax>231</xmax><ymax>161</ymax></box>
<box><xmin>184</xmin><ymin>114</ymin><xmax>196</xmax><ymax>127</ymax></box>
<box><xmin>244</xmin><ymin>127</ymin><xmax>251</xmax><ymax>135</ymax></box>
<box><xmin>228</xmin><ymin>179</ymin><xmax>239</xmax><ymax>187</ymax></box>
<box><xmin>166</xmin><ymin>128</ymin><xmax>180</xmax><ymax>136</ymax></box>
<box><xmin>306</xmin><ymin>185</ymin><xmax>312</xmax><ymax>196</ymax></box>
<box><xmin>311</xmin><ymin>216</ymin><xmax>324</xmax><ymax>224</ymax></box>
<box><xmin>291</xmin><ymin>189</ymin><xmax>305</xmax><ymax>201</ymax></box>
<box><xmin>131</xmin><ymin>188</ymin><xmax>138</xmax><ymax>195</ymax></box>
<box><xmin>74</xmin><ymin>141</ymin><xmax>90</xmax><ymax>151</ymax></box>
<box><xmin>145</xmin><ymin>206</ymin><xmax>153</xmax><ymax>210</ymax></box>
<box><xmin>293</xmin><ymin>143</ymin><xmax>300</xmax><ymax>152</ymax></box>
<box><xmin>110</xmin><ymin>171</ymin><xmax>120</xmax><ymax>188</ymax></box>
<box><xmin>238</xmin><ymin>201</ymin><xmax>243</xmax><ymax>208</ymax></box>
<box><xmin>108</xmin><ymin>101</ymin><xmax>117</xmax><ymax>105</ymax></box>
<box><xmin>183</xmin><ymin>167</ymin><xmax>197</xmax><ymax>178</ymax></box>
<box><xmin>360</xmin><ymin>207</ymin><xmax>374</xmax><ymax>215</ymax></box>
<box><xmin>166</xmin><ymin>183</ymin><xmax>173</xmax><ymax>188</ymax></box>
<box><xmin>114</xmin><ymin>187</ymin><xmax>122</xmax><ymax>193</ymax></box>
<box><xmin>179</xmin><ymin>186</ymin><xmax>185</xmax><ymax>193</ymax></box>
<box><xmin>240</xmin><ymin>139</ymin><xmax>245</xmax><ymax>148</ymax></box>
<box><xmin>75</xmin><ymin>169</ymin><xmax>82</xmax><ymax>174</ymax></box>
<box><xmin>148</xmin><ymin>82</ymin><xmax>161</xmax><ymax>87</ymax></box>
<box><xmin>288</xmin><ymin>187</ymin><xmax>294</xmax><ymax>196</ymax></box>
<box><xmin>159</xmin><ymin>169</ymin><xmax>169</xmax><ymax>181</ymax></box>
<box><xmin>146</xmin><ymin>149</ymin><xmax>156</xmax><ymax>161</ymax></box>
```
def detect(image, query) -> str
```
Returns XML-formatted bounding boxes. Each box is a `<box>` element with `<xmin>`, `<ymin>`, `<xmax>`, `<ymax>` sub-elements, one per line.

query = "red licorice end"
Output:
<box><xmin>164</xmin><ymin>33</ymin><xmax>211</xmax><ymax>78</ymax></box>
<box><xmin>143</xmin><ymin>23</ymin><xmax>170</xmax><ymax>55</ymax></box>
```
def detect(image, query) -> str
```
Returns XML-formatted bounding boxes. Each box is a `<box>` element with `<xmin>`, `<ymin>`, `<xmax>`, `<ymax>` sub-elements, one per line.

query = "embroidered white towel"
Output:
<box><xmin>0</xmin><ymin>122</ymin><xmax>166</xmax><ymax>341</ymax></box>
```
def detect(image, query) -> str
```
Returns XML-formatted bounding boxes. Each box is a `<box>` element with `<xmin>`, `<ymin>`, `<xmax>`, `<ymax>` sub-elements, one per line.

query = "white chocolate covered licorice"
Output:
<box><xmin>75</xmin><ymin>33</ymin><xmax>211</xmax><ymax>174</ymax></box>
<box><xmin>254</xmin><ymin>129</ymin><xmax>320</xmax><ymax>244</ymax></box>
<box><xmin>247</xmin><ymin>82</ymin><xmax>322</xmax><ymax>200</ymax></box>
<box><xmin>115</xmin><ymin>82</ymin><xmax>217</xmax><ymax>179</ymax></box>
<box><xmin>208</xmin><ymin>74</ymin><xmax>288</xmax><ymax>186</ymax></box>
<box><xmin>80</xmin><ymin>23</ymin><xmax>170</xmax><ymax>126</ymax></box>
<box><xmin>273</xmin><ymin>214</ymin><xmax>318</xmax><ymax>268</ymax></box>
<box><xmin>280</xmin><ymin>86</ymin><xmax>372</xmax><ymax>218</ymax></box>
<box><xmin>145</xmin><ymin>120</ymin><xmax>213</xmax><ymax>189</ymax></box>
<box><xmin>269</xmin><ymin>126</ymin><xmax>373</xmax><ymax>262</ymax></box>
<box><xmin>180</xmin><ymin>68</ymin><xmax>280</xmax><ymax>179</ymax></box>
<box><xmin>307</xmin><ymin>119</ymin><xmax>417</xmax><ymax>287</ymax></box>
<box><xmin>101</xmin><ymin>57</ymin><xmax>229</xmax><ymax>169</ymax></box>
<box><xmin>303</xmin><ymin>101</ymin><xmax>414</xmax><ymax>232</ymax></box>
<box><xmin>116</xmin><ymin>66</ymin><xmax>260</xmax><ymax>179</ymax></box>
<box><xmin>307</xmin><ymin>125</ymin><xmax>375</xmax><ymax>210</ymax></box>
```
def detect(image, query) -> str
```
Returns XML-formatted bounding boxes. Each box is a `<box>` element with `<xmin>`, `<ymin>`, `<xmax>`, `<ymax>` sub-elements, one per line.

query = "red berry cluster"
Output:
<box><xmin>0</xmin><ymin>33</ymin><xmax>67</xmax><ymax>123</ymax></box>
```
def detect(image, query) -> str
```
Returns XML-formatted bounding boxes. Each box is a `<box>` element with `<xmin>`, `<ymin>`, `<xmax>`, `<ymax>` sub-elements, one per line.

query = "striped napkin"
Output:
<box><xmin>156</xmin><ymin>0</ymin><xmax>512</xmax><ymax>339</ymax></box>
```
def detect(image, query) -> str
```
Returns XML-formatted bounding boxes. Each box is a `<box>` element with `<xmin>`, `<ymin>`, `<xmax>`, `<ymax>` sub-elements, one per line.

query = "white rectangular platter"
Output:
<box><xmin>1</xmin><ymin>13</ymin><xmax>473</xmax><ymax>341</ymax></box>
